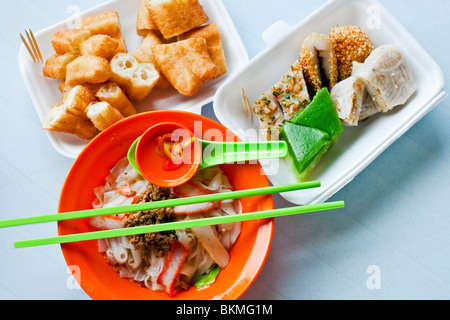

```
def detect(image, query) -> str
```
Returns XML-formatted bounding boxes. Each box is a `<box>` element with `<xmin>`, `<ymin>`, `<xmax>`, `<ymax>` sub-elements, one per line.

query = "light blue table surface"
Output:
<box><xmin>0</xmin><ymin>0</ymin><xmax>449</xmax><ymax>300</ymax></box>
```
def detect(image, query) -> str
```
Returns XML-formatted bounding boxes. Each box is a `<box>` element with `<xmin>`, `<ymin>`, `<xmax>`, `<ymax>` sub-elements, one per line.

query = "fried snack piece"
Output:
<box><xmin>152</xmin><ymin>38</ymin><xmax>218</xmax><ymax>96</ymax></box>
<box><xmin>145</xmin><ymin>0</ymin><xmax>209</xmax><ymax>39</ymax></box>
<box><xmin>137</xmin><ymin>0</ymin><xmax>159</xmax><ymax>36</ymax></box>
<box><xmin>59</xmin><ymin>81</ymin><xmax>103</xmax><ymax>103</ymax></box>
<box><xmin>110</xmin><ymin>53</ymin><xmax>160</xmax><ymax>101</ymax></box>
<box><xmin>113</xmin><ymin>34</ymin><xmax>128</xmax><ymax>54</ymax></box>
<box><xmin>65</xmin><ymin>55</ymin><xmax>112</xmax><ymax>85</ymax></box>
<box><xmin>329</xmin><ymin>25</ymin><xmax>374</xmax><ymax>81</ymax></box>
<box><xmin>178</xmin><ymin>23</ymin><xmax>227</xmax><ymax>77</ymax></box>
<box><xmin>86</xmin><ymin>101</ymin><xmax>124</xmax><ymax>131</ymax></box>
<box><xmin>64</xmin><ymin>85</ymin><xmax>97</xmax><ymax>119</ymax></box>
<box><xmin>95</xmin><ymin>82</ymin><xmax>137</xmax><ymax>117</ymax></box>
<box><xmin>80</xmin><ymin>34</ymin><xmax>119</xmax><ymax>60</ymax></box>
<box><xmin>179</xmin><ymin>39</ymin><xmax>219</xmax><ymax>82</ymax></box>
<box><xmin>81</xmin><ymin>11</ymin><xmax>122</xmax><ymax>37</ymax></box>
<box><xmin>109</xmin><ymin>53</ymin><xmax>139</xmax><ymax>85</ymax></box>
<box><xmin>133</xmin><ymin>31</ymin><xmax>171</xmax><ymax>89</ymax></box>
<box><xmin>252</xmin><ymin>91</ymin><xmax>284</xmax><ymax>141</ymax></box>
<box><xmin>42</xmin><ymin>103</ymin><xmax>99</xmax><ymax>140</ymax></box>
<box><xmin>300</xmin><ymin>33</ymin><xmax>339</xmax><ymax>93</ymax></box>
<box><xmin>59</xmin><ymin>81</ymin><xmax>73</xmax><ymax>103</ymax></box>
<box><xmin>51</xmin><ymin>29</ymin><xmax>91</xmax><ymax>55</ymax></box>
<box><xmin>43</xmin><ymin>53</ymin><xmax>77</xmax><ymax>79</ymax></box>
<box><xmin>133</xmin><ymin>31</ymin><xmax>160</xmax><ymax>64</ymax></box>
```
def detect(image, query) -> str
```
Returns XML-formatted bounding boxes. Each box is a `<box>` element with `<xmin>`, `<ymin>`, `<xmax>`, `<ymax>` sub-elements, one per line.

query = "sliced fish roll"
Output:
<box><xmin>271</xmin><ymin>60</ymin><xmax>310</xmax><ymax>121</ymax></box>
<box><xmin>252</xmin><ymin>91</ymin><xmax>284</xmax><ymax>141</ymax></box>
<box><xmin>330</xmin><ymin>76</ymin><xmax>365</xmax><ymax>126</ymax></box>
<box><xmin>300</xmin><ymin>33</ymin><xmax>339</xmax><ymax>93</ymax></box>
<box><xmin>351</xmin><ymin>45</ymin><xmax>416</xmax><ymax>112</ymax></box>
<box><xmin>359</xmin><ymin>90</ymin><xmax>380</xmax><ymax>121</ymax></box>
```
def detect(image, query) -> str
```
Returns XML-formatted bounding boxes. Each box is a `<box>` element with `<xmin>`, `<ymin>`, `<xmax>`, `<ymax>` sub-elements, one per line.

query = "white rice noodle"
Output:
<box><xmin>93</xmin><ymin>159</ymin><xmax>241</xmax><ymax>292</ymax></box>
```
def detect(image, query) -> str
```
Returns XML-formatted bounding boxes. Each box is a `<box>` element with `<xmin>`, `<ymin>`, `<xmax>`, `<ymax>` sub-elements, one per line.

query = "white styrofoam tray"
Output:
<box><xmin>213</xmin><ymin>0</ymin><xmax>447</xmax><ymax>205</ymax></box>
<box><xmin>19</xmin><ymin>0</ymin><xmax>248</xmax><ymax>159</ymax></box>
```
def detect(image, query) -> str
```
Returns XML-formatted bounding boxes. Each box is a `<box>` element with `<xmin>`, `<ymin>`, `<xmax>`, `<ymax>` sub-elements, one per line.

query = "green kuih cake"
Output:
<box><xmin>281</xmin><ymin>87</ymin><xmax>343</xmax><ymax>181</ymax></box>
<box><xmin>281</xmin><ymin>122</ymin><xmax>329</xmax><ymax>177</ymax></box>
<box><xmin>290</xmin><ymin>87</ymin><xmax>343</xmax><ymax>142</ymax></box>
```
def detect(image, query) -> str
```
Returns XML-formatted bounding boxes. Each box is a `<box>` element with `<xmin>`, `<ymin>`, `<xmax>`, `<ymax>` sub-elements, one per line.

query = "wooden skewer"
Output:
<box><xmin>20</xmin><ymin>29</ymin><xmax>42</xmax><ymax>63</ymax></box>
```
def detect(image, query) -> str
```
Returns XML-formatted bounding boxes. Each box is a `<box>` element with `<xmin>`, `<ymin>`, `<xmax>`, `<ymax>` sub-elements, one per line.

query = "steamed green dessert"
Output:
<box><xmin>291</xmin><ymin>87</ymin><xmax>343</xmax><ymax>141</ymax></box>
<box><xmin>281</xmin><ymin>87</ymin><xmax>342</xmax><ymax>180</ymax></box>
<box><xmin>281</xmin><ymin>122</ymin><xmax>329</xmax><ymax>176</ymax></box>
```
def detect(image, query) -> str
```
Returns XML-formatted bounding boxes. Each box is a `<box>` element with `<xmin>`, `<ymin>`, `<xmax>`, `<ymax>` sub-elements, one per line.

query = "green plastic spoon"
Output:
<box><xmin>127</xmin><ymin>123</ymin><xmax>288</xmax><ymax>180</ymax></box>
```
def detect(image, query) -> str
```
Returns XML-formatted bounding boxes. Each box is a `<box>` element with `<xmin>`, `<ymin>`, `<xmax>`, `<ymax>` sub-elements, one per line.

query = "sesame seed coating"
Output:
<box><xmin>329</xmin><ymin>25</ymin><xmax>374</xmax><ymax>80</ymax></box>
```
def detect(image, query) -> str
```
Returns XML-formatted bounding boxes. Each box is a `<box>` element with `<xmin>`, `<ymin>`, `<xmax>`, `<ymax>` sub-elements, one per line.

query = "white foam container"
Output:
<box><xmin>213</xmin><ymin>0</ymin><xmax>447</xmax><ymax>205</ymax></box>
<box><xmin>19</xmin><ymin>0</ymin><xmax>248</xmax><ymax>159</ymax></box>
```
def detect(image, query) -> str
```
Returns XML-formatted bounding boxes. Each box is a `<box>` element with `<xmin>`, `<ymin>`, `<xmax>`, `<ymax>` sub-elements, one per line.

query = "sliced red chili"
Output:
<box><xmin>163</xmin><ymin>158</ymin><xmax>182</xmax><ymax>170</ymax></box>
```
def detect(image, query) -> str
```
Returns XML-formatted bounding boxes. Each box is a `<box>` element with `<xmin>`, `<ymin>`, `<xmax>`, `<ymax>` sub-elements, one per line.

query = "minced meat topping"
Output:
<box><xmin>123</xmin><ymin>183</ymin><xmax>176</xmax><ymax>257</ymax></box>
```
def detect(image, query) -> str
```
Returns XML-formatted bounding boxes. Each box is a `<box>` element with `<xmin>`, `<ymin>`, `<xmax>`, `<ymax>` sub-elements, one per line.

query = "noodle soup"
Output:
<box><xmin>90</xmin><ymin>157</ymin><xmax>242</xmax><ymax>295</ymax></box>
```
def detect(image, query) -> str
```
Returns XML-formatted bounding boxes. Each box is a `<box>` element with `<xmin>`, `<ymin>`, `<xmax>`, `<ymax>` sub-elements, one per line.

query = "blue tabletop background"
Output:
<box><xmin>0</xmin><ymin>0</ymin><xmax>449</xmax><ymax>300</ymax></box>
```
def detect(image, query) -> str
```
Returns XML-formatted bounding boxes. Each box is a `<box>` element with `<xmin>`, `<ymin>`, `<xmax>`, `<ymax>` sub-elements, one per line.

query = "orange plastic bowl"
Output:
<box><xmin>136</xmin><ymin>122</ymin><xmax>202</xmax><ymax>188</ymax></box>
<box><xmin>58</xmin><ymin>110</ymin><xmax>274</xmax><ymax>300</ymax></box>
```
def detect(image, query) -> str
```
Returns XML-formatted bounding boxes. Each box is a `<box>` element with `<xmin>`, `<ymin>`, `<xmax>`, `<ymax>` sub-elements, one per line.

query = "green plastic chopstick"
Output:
<box><xmin>0</xmin><ymin>181</ymin><xmax>321</xmax><ymax>228</ymax></box>
<box><xmin>13</xmin><ymin>201</ymin><xmax>344</xmax><ymax>248</ymax></box>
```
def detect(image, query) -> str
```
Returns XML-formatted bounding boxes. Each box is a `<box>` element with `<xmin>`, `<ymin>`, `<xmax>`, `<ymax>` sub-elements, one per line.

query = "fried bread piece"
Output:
<box><xmin>81</xmin><ymin>11</ymin><xmax>122</xmax><ymax>37</ymax></box>
<box><xmin>136</xmin><ymin>0</ymin><xmax>159</xmax><ymax>36</ymax></box>
<box><xmin>113</xmin><ymin>34</ymin><xmax>128</xmax><ymax>54</ymax></box>
<box><xmin>63</xmin><ymin>85</ymin><xmax>97</xmax><ymax>119</ymax></box>
<box><xmin>59</xmin><ymin>81</ymin><xmax>104</xmax><ymax>103</ymax></box>
<box><xmin>110</xmin><ymin>53</ymin><xmax>160</xmax><ymax>101</ymax></box>
<box><xmin>133</xmin><ymin>31</ymin><xmax>171</xmax><ymax>89</ymax></box>
<box><xmin>80</xmin><ymin>34</ymin><xmax>119</xmax><ymax>60</ymax></box>
<box><xmin>51</xmin><ymin>29</ymin><xmax>91</xmax><ymax>55</ymax></box>
<box><xmin>173</xmin><ymin>38</ymin><xmax>218</xmax><ymax>82</ymax></box>
<box><xmin>95</xmin><ymin>82</ymin><xmax>137</xmax><ymax>117</ymax></box>
<box><xmin>65</xmin><ymin>55</ymin><xmax>112</xmax><ymax>85</ymax></box>
<box><xmin>43</xmin><ymin>53</ymin><xmax>77</xmax><ymax>79</ymax></box>
<box><xmin>178</xmin><ymin>23</ymin><xmax>227</xmax><ymax>77</ymax></box>
<box><xmin>86</xmin><ymin>101</ymin><xmax>124</xmax><ymax>131</ymax></box>
<box><xmin>145</xmin><ymin>0</ymin><xmax>209</xmax><ymax>39</ymax></box>
<box><xmin>42</xmin><ymin>103</ymin><xmax>99</xmax><ymax>140</ymax></box>
<box><xmin>152</xmin><ymin>38</ymin><xmax>218</xmax><ymax>96</ymax></box>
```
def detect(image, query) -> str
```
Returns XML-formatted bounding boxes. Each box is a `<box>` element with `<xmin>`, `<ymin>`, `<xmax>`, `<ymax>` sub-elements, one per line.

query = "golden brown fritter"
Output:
<box><xmin>329</xmin><ymin>25</ymin><xmax>374</xmax><ymax>81</ymax></box>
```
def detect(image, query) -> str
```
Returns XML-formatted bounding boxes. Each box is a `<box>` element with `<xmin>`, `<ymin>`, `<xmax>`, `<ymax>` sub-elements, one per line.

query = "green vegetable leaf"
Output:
<box><xmin>195</xmin><ymin>265</ymin><xmax>221</xmax><ymax>290</ymax></box>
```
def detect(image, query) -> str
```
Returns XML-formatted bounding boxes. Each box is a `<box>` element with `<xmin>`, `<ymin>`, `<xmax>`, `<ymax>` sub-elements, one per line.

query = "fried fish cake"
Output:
<box><xmin>145</xmin><ymin>0</ymin><xmax>209</xmax><ymax>39</ymax></box>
